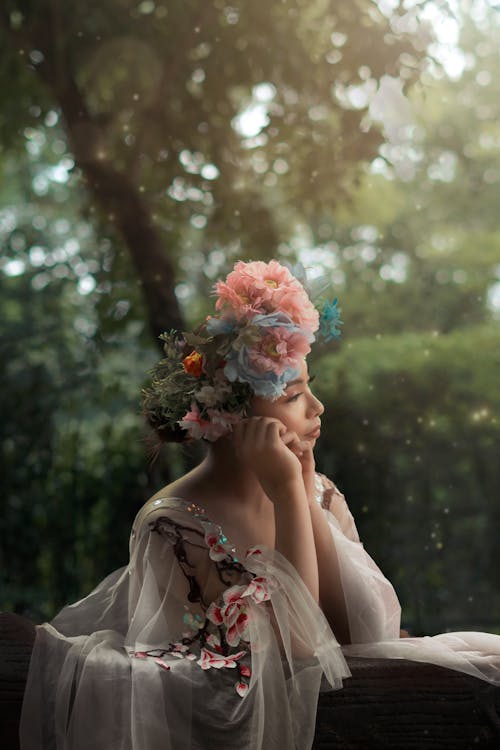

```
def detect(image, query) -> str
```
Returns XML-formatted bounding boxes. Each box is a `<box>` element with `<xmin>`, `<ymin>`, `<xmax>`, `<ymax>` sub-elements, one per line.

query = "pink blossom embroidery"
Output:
<box><xmin>226</xmin><ymin>612</ymin><xmax>250</xmax><ymax>647</ymax></box>
<box><xmin>205</xmin><ymin>632</ymin><xmax>221</xmax><ymax>648</ymax></box>
<box><xmin>155</xmin><ymin>658</ymin><xmax>171</xmax><ymax>671</ymax></box>
<box><xmin>206</xmin><ymin>577</ymin><xmax>272</xmax><ymax>647</ymax></box>
<box><xmin>241</xmin><ymin>576</ymin><xmax>271</xmax><ymax>603</ymax></box>
<box><xmin>202</xmin><ymin>525</ymin><xmax>235</xmax><ymax>561</ymax></box>
<box><xmin>246</xmin><ymin>546</ymin><xmax>263</xmax><ymax>557</ymax></box>
<box><xmin>235</xmin><ymin>681</ymin><xmax>249</xmax><ymax>698</ymax></box>
<box><xmin>205</xmin><ymin>531</ymin><xmax>232</xmax><ymax>561</ymax></box>
<box><xmin>197</xmin><ymin>648</ymin><xmax>247</xmax><ymax>670</ymax></box>
<box><xmin>206</xmin><ymin>584</ymin><xmax>250</xmax><ymax>646</ymax></box>
<box><xmin>170</xmin><ymin>642</ymin><xmax>189</xmax><ymax>658</ymax></box>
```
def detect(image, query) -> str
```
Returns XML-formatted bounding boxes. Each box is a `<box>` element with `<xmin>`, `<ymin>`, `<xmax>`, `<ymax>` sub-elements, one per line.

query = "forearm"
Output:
<box><xmin>308</xmin><ymin>498</ymin><xmax>351</xmax><ymax>645</ymax></box>
<box><xmin>273</xmin><ymin>479</ymin><xmax>320</xmax><ymax>604</ymax></box>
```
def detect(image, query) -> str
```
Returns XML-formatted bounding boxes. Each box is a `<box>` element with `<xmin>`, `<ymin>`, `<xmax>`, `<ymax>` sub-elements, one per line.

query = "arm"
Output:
<box><xmin>308</xmin><ymin>497</ymin><xmax>351</xmax><ymax>644</ymax></box>
<box><xmin>273</xmin><ymin>477</ymin><xmax>319</xmax><ymax>604</ymax></box>
<box><xmin>296</xmin><ymin>450</ymin><xmax>351</xmax><ymax>644</ymax></box>
<box><xmin>301</xmin><ymin>456</ymin><xmax>405</xmax><ymax>643</ymax></box>
<box><xmin>232</xmin><ymin>418</ymin><xmax>319</xmax><ymax>604</ymax></box>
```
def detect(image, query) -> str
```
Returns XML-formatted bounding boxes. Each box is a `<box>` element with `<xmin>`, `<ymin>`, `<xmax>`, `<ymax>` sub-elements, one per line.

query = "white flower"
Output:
<box><xmin>194</xmin><ymin>385</ymin><xmax>220</xmax><ymax>407</ymax></box>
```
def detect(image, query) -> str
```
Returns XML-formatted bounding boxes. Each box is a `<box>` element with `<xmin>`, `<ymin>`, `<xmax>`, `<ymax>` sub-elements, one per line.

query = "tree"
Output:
<box><xmin>0</xmin><ymin>0</ymin><xmax>431</xmax><ymax>340</ymax></box>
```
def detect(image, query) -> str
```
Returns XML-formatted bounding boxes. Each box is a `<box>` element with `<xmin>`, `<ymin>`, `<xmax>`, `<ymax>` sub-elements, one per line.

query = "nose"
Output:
<box><xmin>308</xmin><ymin>391</ymin><xmax>324</xmax><ymax>417</ymax></box>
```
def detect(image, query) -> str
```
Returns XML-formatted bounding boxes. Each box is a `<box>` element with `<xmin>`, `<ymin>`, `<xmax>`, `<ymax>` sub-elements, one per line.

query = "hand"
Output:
<box><xmin>232</xmin><ymin>417</ymin><xmax>305</xmax><ymax>504</ymax></box>
<box><xmin>399</xmin><ymin>628</ymin><xmax>412</xmax><ymax>638</ymax></box>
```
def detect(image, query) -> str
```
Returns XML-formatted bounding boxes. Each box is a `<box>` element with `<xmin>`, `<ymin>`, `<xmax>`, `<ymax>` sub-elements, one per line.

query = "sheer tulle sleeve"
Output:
<box><xmin>315</xmin><ymin>472</ymin><xmax>402</xmax><ymax>643</ymax></box>
<box><xmin>315</xmin><ymin>474</ymin><xmax>500</xmax><ymax>687</ymax></box>
<box><xmin>20</xmin><ymin>498</ymin><xmax>350</xmax><ymax>750</ymax></box>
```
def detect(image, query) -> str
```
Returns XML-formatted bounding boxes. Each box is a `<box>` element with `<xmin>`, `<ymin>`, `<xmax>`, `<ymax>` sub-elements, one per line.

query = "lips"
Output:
<box><xmin>305</xmin><ymin>425</ymin><xmax>321</xmax><ymax>439</ymax></box>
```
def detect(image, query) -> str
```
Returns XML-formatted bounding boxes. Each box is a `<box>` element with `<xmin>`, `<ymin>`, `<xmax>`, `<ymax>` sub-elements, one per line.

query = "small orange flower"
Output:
<box><xmin>183</xmin><ymin>351</ymin><xmax>204</xmax><ymax>377</ymax></box>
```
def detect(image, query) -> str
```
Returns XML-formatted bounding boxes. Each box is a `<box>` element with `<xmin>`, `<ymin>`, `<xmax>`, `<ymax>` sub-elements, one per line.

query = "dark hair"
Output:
<box><xmin>142</xmin><ymin>404</ymin><xmax>191</xmax><ymax>445</ymax></box>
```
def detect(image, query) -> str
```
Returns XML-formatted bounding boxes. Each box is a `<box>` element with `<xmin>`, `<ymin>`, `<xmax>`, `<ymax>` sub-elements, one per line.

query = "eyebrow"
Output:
<box><xmin>286</xmin><ymin>380</ymin><xmax>304</xmax><ymax>388</ymax></box>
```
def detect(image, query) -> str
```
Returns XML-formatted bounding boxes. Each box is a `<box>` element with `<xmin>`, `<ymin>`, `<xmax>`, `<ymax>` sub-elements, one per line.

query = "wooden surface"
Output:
<box><xmin>0</xmin><ymin>613</ymin><xmax>36</xmax><ymax>750</ymax></box>
<box><xmin>313</xmin><ymin>656</ymin><xmax>500</xmax><ymax>749</ymax></box>
<box><xmin>1</xmin><ymin>613</ymin><xmax>499</xmax><ymax>750</ymax></box>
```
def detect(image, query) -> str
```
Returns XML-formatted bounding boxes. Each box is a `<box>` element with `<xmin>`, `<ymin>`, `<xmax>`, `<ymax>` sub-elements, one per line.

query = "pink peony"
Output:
<box><xmin>273</xmin><ymin>287</ymin><xmax>319</xmax><ymax>333</ymax></box>
<box><xmin>246</xmin><ymin>327</ymin><xmax>312</xmax><ymax>376</ymax></box>
<box><xmin>214</xmin><ymin>260</ymin><xmax>318</xmax><ymax>332</ymax></box>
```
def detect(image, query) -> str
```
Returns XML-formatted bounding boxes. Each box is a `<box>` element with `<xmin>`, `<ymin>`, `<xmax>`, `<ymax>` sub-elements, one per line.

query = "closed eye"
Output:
<box><xmin>286</xmin><ymin>375</ymin><xmax>316</xmax><ymax>403</ymax></box>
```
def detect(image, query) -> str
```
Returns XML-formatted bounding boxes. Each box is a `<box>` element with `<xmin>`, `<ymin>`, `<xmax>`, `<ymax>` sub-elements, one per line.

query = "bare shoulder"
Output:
<box><xmin>132</xmin><ymin>471</ymin><xmax>205</xmax><ymax>533</ymax></box>
<box><xmin>148</xmin><ymin>464</ymin><xmax>211</xmax><ymax>503</ymax></box>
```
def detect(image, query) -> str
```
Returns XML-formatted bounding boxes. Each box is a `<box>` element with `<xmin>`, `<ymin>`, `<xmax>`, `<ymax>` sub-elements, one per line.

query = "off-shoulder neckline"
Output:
<box><xmin>139</xmin><ymin>473</ymin><xmax>333</xmax><ymax>524</ymax></box>
<box><xmin>143</xmin><ymin>496</ymin><xmax>244</xmax><ymax>559</ymax></box>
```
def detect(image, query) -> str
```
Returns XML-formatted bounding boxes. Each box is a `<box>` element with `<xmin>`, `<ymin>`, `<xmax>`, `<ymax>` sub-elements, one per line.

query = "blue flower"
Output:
<box><xmin>206</xmin><ymin>315</ymin><xmax>237</xmax><ymax>335</ymax></box>
<box><xmin>224</xmin><ymin>351</ymin><xmax>299</xmax><ymax>399</ymax></box>
<box><xmin>318</xmin><ymin>298</ymin><xmax>343</xmax><ymax>342</ymax></box>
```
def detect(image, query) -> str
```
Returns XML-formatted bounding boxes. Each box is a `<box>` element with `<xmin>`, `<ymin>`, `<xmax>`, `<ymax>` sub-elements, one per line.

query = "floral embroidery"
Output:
<box><xmin>246</xmin><ymin>545</ymin><xmax>264</xmax><ymax>558</ymax></box>
<box><xmin>131</xmin><ymin>514</ymin><xmax>273</xmax><ymax>697</ymax></box>
<box><xmin>235</xmin><ymin>681</ymin><xmax>249</xmax><ymax>697</ymax></box>
<box><xmin>183</xmin><ymin>611</ymin><xmax>204</xmax><ymax>631</ymax></box>
<box><xmin>155</xmin><ymin>658</ymin><xmax>171</xmax><ymax>671</ymax></box>
<box><xmin>203</xmin><ymin>527</ymin><xmax>234</xmax><ymax>561</ymax></box>
<box><xmin>207</xmin><ymin>591</ymin><xmax>250</xmax><ymax>647</ymax></box>
<box><xmin>242</xmin><ymin>576</ymin><xmax>271</xmax><ymax>603</ymax></box>
<box><xmin>206</xmin><ymin>577</ymin><xmax>272</xmax><ymax>646</ymax></box>
<box><xmin>197</xmin><ymin>648</ymin><xmax>246</xmax><ymax>670</ymax></box>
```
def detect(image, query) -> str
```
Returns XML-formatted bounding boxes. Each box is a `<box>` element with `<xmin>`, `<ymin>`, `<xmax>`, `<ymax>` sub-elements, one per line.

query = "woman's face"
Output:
<box><xmin>248</xmin><ymin>359</ymin><xmax>324</xmax><ymax>445</ymax></box>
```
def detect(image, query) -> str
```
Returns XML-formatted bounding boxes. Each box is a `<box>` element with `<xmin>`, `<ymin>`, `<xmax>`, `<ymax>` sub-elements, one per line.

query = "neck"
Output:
<box><xmin>197</xmin><ymin>437</ymin><xmax>268</xmax><ymax>508</ymax></box>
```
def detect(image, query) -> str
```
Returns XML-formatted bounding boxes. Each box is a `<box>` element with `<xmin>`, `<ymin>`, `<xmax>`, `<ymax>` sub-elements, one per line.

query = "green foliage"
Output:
<box><xmin>313</xmin><ymin>324</ymin><xmax>500</xmax><ymax>634</ymax></box>
<box><xmin>0</xmin><ymin>0</ymin><xmax>499</xmax><ymax>637</ymax></box>
<box><xmin>0</xmin><ymin>0</ymin><xmax>431</xmax><ymax>338</ymax></box>
<box><xmin>0</xmin><ymin>267</ymin><xmax>161</xmax><ymax>619</ymax></box>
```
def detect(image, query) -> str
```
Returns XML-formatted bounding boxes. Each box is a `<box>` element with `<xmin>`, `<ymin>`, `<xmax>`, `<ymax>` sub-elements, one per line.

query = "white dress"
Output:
<box><xmin>20</xmin><ymin>473</ymin><xmax>500</xmax><ymax>749</ymax></box>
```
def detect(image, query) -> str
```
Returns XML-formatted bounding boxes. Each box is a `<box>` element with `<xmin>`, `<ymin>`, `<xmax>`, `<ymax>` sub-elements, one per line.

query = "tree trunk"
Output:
<box><xmin>1</xmin><ymin>10</ymin><xmax>185</xmax><ymax>346</ymax></box>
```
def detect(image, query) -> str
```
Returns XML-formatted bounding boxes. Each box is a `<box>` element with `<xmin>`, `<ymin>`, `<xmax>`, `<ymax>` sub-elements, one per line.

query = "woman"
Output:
<box><xmin>20</xmin><ymin>260</ymin><xmax>500</xmax><ymax>749</ymax></box>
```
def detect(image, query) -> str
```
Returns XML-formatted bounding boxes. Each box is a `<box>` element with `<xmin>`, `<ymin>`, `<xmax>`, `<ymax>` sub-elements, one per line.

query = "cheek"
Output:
<box><xmin>277</xmin><ymin>405</ymin><xmax>303</xmax><ymax>432</ymax></box>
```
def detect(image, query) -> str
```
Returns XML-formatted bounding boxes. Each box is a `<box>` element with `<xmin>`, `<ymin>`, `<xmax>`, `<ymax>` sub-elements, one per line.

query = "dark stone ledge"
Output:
<box><xmin>1</xmin><ymin>613</ymin><xmax>499</xmax><ymax>750</ymax></box>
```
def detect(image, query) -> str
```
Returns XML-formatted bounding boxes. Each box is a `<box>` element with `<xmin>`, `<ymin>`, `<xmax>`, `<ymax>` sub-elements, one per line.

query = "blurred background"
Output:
<box><xmin>0</xmin><ymin>0</ymin><xmax>499</xmax><ymax>636</ymax></box>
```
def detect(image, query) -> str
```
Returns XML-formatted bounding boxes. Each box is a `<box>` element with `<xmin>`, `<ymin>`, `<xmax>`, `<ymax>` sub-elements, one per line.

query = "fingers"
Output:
<box><xmin>233</xmin><ymin>417</ymin><xmax>285</xmax><ymax>456</ymax></box>
<box><xmin>233</xmin><ymin>417</ymin><xmax>314</xmax><ymax>461</ymax></box>
<box><xmin>280</xmin><ymin>429</ymin><xmax>303</xmax><ymax>457</ymax></box>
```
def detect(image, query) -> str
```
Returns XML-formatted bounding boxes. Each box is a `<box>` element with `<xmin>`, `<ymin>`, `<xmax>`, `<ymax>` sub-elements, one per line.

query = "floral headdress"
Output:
<box><xmin>142</xmin><ymin>260</ymin><xmax>342</xmax><ymax>442</ymax></box>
